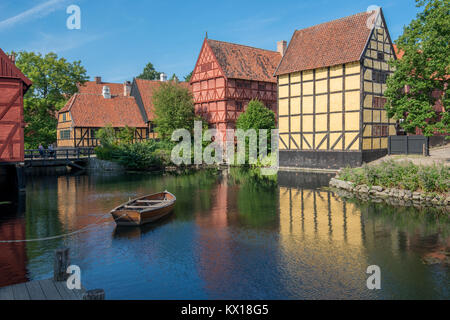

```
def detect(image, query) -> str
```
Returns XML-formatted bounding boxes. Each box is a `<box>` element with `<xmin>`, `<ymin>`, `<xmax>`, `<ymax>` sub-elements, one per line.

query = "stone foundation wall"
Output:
<box><xmin>88</xmin><ymin>158</ymin><xmax>125</xmax><ymax>172</ymax></box>
<box><xmin>329</xmin><ymin>178</ymin><xmax>450</xmax><ymax>213</ymax></box>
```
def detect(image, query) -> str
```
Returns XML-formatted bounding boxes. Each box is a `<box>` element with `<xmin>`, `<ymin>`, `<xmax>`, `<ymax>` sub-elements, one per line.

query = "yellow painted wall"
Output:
<box><xmin>277</xmin><ymin>63</ymin><xmax>362</xmax><ymax>152</ymax></box>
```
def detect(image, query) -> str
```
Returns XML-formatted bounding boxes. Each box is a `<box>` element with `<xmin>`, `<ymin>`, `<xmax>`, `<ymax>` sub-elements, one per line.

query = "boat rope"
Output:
<box><xmin>0</xmin><ymin>213</ymin><xmax>128</xmax><ymax>244</ymax></box>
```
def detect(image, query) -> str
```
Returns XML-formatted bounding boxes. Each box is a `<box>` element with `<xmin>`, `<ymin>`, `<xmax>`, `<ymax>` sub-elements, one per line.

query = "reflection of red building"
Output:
<box><xmin>190</xmin><ymin>38</ymin><xmax>282</xmax><ymax>141</ymax></box>
<box><xmin>0</xmin><ymin>217</ymin><xmax>28</xmax><ymax>287</ymax></box>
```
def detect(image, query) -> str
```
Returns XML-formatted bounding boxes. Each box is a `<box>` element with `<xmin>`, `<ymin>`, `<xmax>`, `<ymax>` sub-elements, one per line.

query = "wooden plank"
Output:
<box><xmin>54</xmin><ymin>281</ymin><xmax>78</xmax><ymax>300</ymax></box>
<box><xmin>0</xmin><ymin>285</ymin><xmax>14</xmax><ymax>300</ymax></box>
<box><xmin>11</xmin><ymin>283</ymin><xmax>30</xmax><ymax>300</ymax></box>
<box><xmin>38</xmin><ymin>279</ymin><xmax>62</xmax><ymax>300</ymax></box>
<box><xmin>25</xmin><ymin>281</ymin><xmax>46</xmax><ymax>300</ymax></box>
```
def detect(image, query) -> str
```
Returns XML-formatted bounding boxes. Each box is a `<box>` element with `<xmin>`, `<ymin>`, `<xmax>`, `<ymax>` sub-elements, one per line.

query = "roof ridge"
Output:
<box><xmin>294</xmin><ymin>10</ymin><xmax>370</xmax><ymax>33</ymax></box>
<box><xmin>207</xmin><ymin>39</ymin><xmax>280</xmax><ymax>55</ymax></box>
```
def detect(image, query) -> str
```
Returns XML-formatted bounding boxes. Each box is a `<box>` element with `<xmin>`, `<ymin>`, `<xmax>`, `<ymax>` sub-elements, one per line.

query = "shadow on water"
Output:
<box><xmin>113</xmin><ymin>213</ymin><xmax>176</xmax><ymax>240</ymax></box>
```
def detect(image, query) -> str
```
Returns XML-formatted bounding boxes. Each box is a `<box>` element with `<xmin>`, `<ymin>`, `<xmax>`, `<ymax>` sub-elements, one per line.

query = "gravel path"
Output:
<box><xmin>370</xmin><ymin>145</ymin><xmax>450</xmax><ymax>166</ymax></box>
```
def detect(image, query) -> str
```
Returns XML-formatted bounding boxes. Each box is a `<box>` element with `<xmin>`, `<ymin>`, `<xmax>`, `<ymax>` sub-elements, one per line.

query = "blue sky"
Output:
<box><xmin>0</xmin><ymin>0</ymin><xmax>421</xmax><ymax>83</ymax></box>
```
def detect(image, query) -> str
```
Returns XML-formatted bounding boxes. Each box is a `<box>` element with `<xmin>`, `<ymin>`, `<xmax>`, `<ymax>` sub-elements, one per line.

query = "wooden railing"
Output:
<box><xmin>24</xmin><ymin>147</ymin><xmax>94</xmax><ymax>161</ymax></box>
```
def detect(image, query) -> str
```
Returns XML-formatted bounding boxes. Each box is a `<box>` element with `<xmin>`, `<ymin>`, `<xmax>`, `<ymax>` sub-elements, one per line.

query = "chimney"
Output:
<box><xmin>8</xmin><ymin>54</ymin><xmax>16</xmax><ymax>65</ymax></box>
<box><xmin>160</xmin><ymin>73</ymin><xmax>167</xmax><ymax>82</ymax></box>
<box><xmin>123</xmin><ymin>81</ymin><xmax>131</xmax><ymax>96</ymax></box>
<box><xmin>102</xmin><ymin>86</ymin><xmax>111</xmax><ymax>99</ymax></box>
<box><xmin>95</xmin><ymin>76</ymin><xmax>102</xmax><ymax>84</ymax></box>
<box><xmin>277</xmin><ymin>40</ymin><xmax>287</xmax><ymax>57</ymax></box>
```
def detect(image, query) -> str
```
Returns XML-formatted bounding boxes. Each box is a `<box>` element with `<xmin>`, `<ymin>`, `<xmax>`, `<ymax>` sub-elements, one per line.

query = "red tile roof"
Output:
<box><xmin>275</xmin><ymin>11</ymin><xmax>374</xmax><ymax>75</ymax></box>
<box><xmin>392</xmin><ymin>45</ymin><xmax>404</xmax><ymax>59</ymax></box>
<box><xmin>207</xmin><ymin>39</ymin><xmax>281</xmax><ymax>83</ymax></box>
<box><xmin>78</xmin><ymin>81</ymin><xmax>125</xmax><ymax>96</ymax></box>
<box><xmin>59</xmin><ymin>93</ymin><xmax>146</xmax><ymax>128</ymax></box>
<box><xmin>134</xmin><ymin>79</ymin><xmax>190</xmax><ymax>121</ymax></box>
<box><xmin>0</xmin><ymin>48</ymin><xmax>32</xmax><ymax>91</ymax></box>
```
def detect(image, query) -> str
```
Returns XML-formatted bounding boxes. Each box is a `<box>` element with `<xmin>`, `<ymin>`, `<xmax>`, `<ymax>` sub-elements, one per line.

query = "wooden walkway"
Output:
<box><xmin>0</xmin><ymin>279</ymin><xmax>85</xmax><ymax>300</ymax></box>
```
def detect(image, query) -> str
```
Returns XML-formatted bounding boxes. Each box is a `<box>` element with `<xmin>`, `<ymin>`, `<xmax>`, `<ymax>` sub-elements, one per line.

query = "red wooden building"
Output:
<box><xmin>190</xmin><ymin>38</ymin><xmax>283</xmax><ymax>141</ymax></box>
<box><xmin>0</xmin><ymin>49</ymin><xmax>32</xmax><ymax>163</ymax></box>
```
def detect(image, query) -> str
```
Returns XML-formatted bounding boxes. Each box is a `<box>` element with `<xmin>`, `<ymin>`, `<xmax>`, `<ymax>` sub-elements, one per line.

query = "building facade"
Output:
<box><xmin>57</xmin><ymin>83</ymin><xmax>148</xmax><ymax>147</ymax></box>
<box><xmin>275</xmin><ymin>9</ymin><xmax>397</xmax><ymax>169</ymax></box>
<box><xmin>190</xmin><ymin>38</ymin><xmax>282</xmax><ymax>140</ymax></box>
<box><xmin>57</xmin><ymin>76</ymin><xmax>189</xmax><ymax>147</ymax></box>
<box><xmin>0</xmin><ymin>49</ymin><xmax>32</xmax><ymax>162</ymax></box>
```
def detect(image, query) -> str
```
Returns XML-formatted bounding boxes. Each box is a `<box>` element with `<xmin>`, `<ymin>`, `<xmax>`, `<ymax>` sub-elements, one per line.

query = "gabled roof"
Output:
<box><xmin>275</xmin><ymin>11</ymin><xmax>375</xmax><ymax>75</ymax></box>
<box><xmin>0</xmin><ymin>48</ymin><xmax>32</xmax><ymax>92</ymax></box>
<box><xmin>134</xmin><ymin>79</ymin><xmax>189</xmax><ymax>122</ymax></box>
<box><xmin>206</xmin><ymin>39</ymin><xmax>281</xmax><ymax>83</ymax></box>
<box><xmin>59</xmin><ymin>93</ymin><xmax>147</xmax><ymax>128</ymax></box>
<box><xmin>77</xmin><ymin>81</ymin><xmax>125</xmax><ymax>96</ymax></box>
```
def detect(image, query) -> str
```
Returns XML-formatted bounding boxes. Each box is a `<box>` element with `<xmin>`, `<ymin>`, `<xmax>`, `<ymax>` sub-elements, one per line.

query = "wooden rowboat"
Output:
<box><xmin>110</xmin><ymin>191</ymin><xmax>176</xmax><ymax>226</ymax></box>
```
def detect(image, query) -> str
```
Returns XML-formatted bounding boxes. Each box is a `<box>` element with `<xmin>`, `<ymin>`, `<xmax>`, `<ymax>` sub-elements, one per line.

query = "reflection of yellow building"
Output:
<box><xmin>278</xmin><ymin>187</ymin><xmax>371</xmax><ymax>298</ymax></box>
<box><xmin>275</xmin><ymin>9</ymin><xmax>397</xmax><ymax>169</ymax></box>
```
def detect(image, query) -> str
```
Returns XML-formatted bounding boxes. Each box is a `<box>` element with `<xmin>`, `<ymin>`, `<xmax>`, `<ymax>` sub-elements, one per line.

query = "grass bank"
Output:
<box><xmin>338</xmin><ymin>160</ymin><xmax>449</xmax><ymax>194</ymax></box>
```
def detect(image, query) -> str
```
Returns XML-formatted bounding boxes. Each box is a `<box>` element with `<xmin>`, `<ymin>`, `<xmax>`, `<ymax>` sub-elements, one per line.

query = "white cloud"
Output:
<box><xmin>0</xmin><ymin>0</ymin><xmax>69</xmax><ymax>31</ymax></box>
<box><xmin>24</xmin><ymin>32</ymin><xmax>103</xmax><ymax>54</ymax></box>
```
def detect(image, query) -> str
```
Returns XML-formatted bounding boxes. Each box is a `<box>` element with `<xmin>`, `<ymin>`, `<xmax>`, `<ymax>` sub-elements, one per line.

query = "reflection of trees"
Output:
<box><xmin>25</xmin><ymin>176</ymin><xmax>64</xmax><ymax>259</ymax></box>
<box><xmin>228</xmin><ymin>168</ymin><xmax>279</xmax><ymax>229</ymax></box>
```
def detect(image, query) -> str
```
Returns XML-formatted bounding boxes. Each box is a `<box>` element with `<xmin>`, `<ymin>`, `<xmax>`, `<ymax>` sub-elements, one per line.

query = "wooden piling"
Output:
<box><xmin>54</xmin><ymin>248</ymin><xmax>70</xmax><ymax>282</ymax></box>
<box><xmin>82</xmin><ymin>289</ymin><xmax>105</xmax><ymax>300</ymax></box>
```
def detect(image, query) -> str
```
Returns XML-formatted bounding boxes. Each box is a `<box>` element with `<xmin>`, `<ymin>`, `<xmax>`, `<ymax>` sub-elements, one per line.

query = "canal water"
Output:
<box><xmin>0</xmin><ymin>169</ymin><xmax>448</xmax><ymax>299</ymax></box>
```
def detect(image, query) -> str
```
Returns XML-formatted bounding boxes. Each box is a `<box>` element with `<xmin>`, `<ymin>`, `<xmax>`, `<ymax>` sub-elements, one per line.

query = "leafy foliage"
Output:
<box><xmin>114</xmin><ymin>141</ymin><xmax>162</xmax><ymax>170</ymax></box>
<box><xmin>153</xmin><ymin>82</ymin><xmax>197</xmax><ymax>140</ymax></box>
<box><xmin>385</xmin><ymin>0</ymin><xmax>449</xmax><ymax>136</ymax></box>
<box><xmin>137</xmin><ymin>62</ymin><xmax>161</xmax><ymax>80</ymax></box>
<box><xmin>339</xmin><ymin>160</ymin><xmax>449</xmax><ymax>193</ymax></box>
<box><xmin>236</xmin><ymin>99</ymin><xmax>276</xmax><ymax>132</ymax></box>
<box><xmin>11</xmin><ymin>51</ymin><xmax>88</xmax><ymax>148</ymax></box>
<box><xmin>184</xmin><ymin>71</ymin><xmax>193</xmax><ymax>82</ymax></box>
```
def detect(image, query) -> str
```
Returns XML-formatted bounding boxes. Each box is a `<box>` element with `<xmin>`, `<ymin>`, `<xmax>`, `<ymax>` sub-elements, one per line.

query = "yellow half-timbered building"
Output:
<box><xmin>275</xmin><ymin>9</ymin><xmax>397</xmax><ymax>169</ymax></box>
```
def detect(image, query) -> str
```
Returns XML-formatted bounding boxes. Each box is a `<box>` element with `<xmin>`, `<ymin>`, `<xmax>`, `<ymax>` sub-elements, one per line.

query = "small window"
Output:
<box><xmin>236</xmin><ymin>101</ymin><xmax>243</xmax><ymax>111</ymax></box>
<box><xmin>373</xmin><ymin>97</ymin><xmax>387</xmax><ymax>109</ymax></box>
<box><xmin>60</xmin><ymin>130</ymin><xmax>70</xmax><ymax>140</ymax></box>
<box><xmin>62</xmin><ymin>113</ymin><xmax>67</xmax><ymax>122</ymax></box>
<box><xmin>377</xmin><ymin>52</ymin><xmax>384</xmax><ymax>61</ymax></box>
<box><xmin>258</xmin><ymin>84</ymin><xmax>266</xmax><ymax>91</ymax></box>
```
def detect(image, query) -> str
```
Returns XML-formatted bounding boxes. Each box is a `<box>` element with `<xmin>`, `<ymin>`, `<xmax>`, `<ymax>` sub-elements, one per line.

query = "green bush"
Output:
<box><xmin>339</xmin><ymin>160</ymin><xmax>449</xmax><ymax>194</ymax></box>
<box><xmin>114</xmin><ymin>141</ymin><xmax>162</xmax><ymax>170</ymax></box>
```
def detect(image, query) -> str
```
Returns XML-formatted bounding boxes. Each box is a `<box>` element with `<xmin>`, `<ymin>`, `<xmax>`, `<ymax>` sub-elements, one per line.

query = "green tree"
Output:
<box><xmin>153</xmin><ymin>82</ymin><xmax>197</xmax><ymax>140</ymax></box>
<box><xmin>96</xmin><ymin>124</ymin><xmax>116</xmax><ymax>147</ymax></box>
<box><xmin>184</xmin><ymin>71</ymin><xmax>193</xmax><ymax>82</ymax></box>
<box><xmin>137</xmin><ymin>62</ymin><xmax>161</xmax><ymax>80</ymax></box>
<box><xmin>385</xmin><ymin>0</ymin><xmax>449</xmax><ymax>136</ymax></box>
<box><xmin>117</xmin><ymin>125</ymin><xmax>135</xmax><ymax>144</ymax></box>
<box><xmin>11</xmin><ymin>51</ymin><xmax>88</xmax><ymax>148</ymax></box>
<box><xmin>236</xmin><ymin>99</ymin><xmax>276</xmax><ymax>132</ymax></box>
<box><xmin>169</xmin><ymin>73</ymin><xmax>179</xmax><ymax>82</ymax></box>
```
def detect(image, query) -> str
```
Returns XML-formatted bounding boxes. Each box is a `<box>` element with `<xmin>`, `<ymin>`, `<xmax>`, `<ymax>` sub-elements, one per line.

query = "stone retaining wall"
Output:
<box><xmin>329</xmin><ymin>178</ymin><xmax>450</xmax><ymax>213</ymax></box>
<box><xmin>87</xmin><ymin>158</ymin><xmax>125</xmax><ymax>173</ymax></box>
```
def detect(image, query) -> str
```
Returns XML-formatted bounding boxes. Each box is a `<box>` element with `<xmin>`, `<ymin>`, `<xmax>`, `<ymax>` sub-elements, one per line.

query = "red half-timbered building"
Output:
<box><xmin>0</xmin><ymin>49</ymin><xmax>32</xmax><ymax>163</ymax></box>
<box><xmin>190</xmin><ymin>38</ymin><xmax>283</xmax><ymax>140</ymax></box>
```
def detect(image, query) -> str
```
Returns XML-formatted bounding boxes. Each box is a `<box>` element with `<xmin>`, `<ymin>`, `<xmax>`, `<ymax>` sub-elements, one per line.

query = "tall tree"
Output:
<box><xmin>236</xmin><ymin>100</ymin><xmax>276</xmax><ymax>132</ymax></box>
<box><xmin>12</xmin><ymin>51</ymin><xmax>88</xmax><ymax>148</ymax></box>
<box><xmin>184</xmin><ymin>71</ymin><xmax>193</xmax><ymax>82</ymax></box>
<box><xmin>137</xmin><ymin>62</ymin><xmax>161</xmax><ymax>80</ymax></box>
<box><xmin>385</xmin><ymin>0</ymin><xmax>449</xmax><ymax>136</ymax></box>
<box><xmin>153</xmin><ymin>82</ymin><xmax>196</xmax><ymax>140</ymax></box>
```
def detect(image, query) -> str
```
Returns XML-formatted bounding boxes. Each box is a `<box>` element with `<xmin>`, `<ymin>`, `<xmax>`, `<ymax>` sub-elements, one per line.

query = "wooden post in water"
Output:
<box><xmin>54</xmin><ymin>248</ymin><xmax>70</xmax><ymax>281</ymax></box>
<box><xmin>83</xmin><ymin>289</ymin><xmax>105</xmax><ymax>300</ymax></box>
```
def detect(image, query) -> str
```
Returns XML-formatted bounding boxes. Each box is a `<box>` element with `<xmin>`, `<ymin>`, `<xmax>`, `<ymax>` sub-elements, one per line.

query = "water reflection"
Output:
<box><xmin>0</xmin><ymin>169</ymin><xmax>448</xmax><ymax>299</ymax></box>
